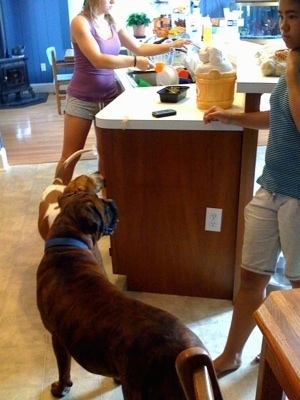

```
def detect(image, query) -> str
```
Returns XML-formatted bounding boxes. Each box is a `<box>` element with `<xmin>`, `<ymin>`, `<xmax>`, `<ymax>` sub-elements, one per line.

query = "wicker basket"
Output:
<box><xmin>196</xmin><ymin>69</ymin><xmax>237</xmax><ymax>110</ymax></box>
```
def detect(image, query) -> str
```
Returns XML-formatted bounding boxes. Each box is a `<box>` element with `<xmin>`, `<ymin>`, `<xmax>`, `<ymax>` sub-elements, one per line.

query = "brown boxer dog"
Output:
<box><xmin>36</xmin><ymin>192</ymin><xmax>208</xmax><ymax>400</ymax></box>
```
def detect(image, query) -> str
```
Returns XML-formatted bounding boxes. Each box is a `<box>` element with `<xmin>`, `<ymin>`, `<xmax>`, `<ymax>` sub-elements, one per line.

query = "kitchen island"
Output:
<box><xmin>96</xmin><ymin>44</ymin><xmax>279</xmax><ymax>300</ymax></box>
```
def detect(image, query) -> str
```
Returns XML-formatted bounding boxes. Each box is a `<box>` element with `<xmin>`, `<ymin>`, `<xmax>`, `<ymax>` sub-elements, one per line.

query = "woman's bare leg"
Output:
<box><xmin>55</xmin><ymin>114</ymin><xmax>93</xmax><ymax>184</ymax></box>
<box><xmin>213</xmin><ymin>268</ymin><xmax>271</xmax><ymax>376</ymax></box>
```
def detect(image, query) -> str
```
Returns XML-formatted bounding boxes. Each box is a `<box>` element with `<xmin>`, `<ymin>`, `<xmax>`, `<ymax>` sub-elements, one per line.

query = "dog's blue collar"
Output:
<box><xmin>45</xmin><ymin>237</ymin><xmax>89</xmax><ymax>251</ymax></box>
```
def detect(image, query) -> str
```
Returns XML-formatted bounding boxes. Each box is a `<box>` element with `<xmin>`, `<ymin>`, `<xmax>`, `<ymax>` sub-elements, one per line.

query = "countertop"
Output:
<box><xmin>100</xmin><ymin>40</ymin><xmax>281</xmax><ymax>131</ymax></box>
<box><xmin>235</xmin><ymin>40</ymin><xmax>280</xmax><ymax>94</ymax></box>
<box><xmin>96</xmin><ymin>85</ymin><xmax>245</xmax><ymax>131</ymax></box>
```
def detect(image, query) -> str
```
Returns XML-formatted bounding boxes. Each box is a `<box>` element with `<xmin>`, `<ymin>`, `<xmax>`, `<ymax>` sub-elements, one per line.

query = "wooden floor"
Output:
<box><xmin>0</xmin><ymin>93</ymin><xmax>97</xmax><ymax>165</ymax></box>
<box><xmin>0</xmin><ymin>92</ymin><xmax>268</xmax><ymax>166</ymax></box>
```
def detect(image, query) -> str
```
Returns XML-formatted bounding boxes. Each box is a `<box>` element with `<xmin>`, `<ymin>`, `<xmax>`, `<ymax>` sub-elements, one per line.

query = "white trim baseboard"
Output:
<box><xmin>31</xmin><ymin>83</ymin><xmax>54</xmax><ymax>93</ymax></box>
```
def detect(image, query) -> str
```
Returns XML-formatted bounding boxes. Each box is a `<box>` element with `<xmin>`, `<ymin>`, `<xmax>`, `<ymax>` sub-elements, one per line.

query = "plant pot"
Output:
<box><xmin>133</xmin><ymin>25</ymin><xmax>146</xmax><ymax>37</ymax></box>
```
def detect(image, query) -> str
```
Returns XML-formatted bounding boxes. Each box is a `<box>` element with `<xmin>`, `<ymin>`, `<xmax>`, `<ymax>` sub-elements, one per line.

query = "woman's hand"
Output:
<box><xmin>286</xmin><ymin>48</ymin><xmax>300</xmax><ymax>73</ymax></box>
<box><xmin>169</xmin><ymin>38</ymin><xmax>192</xmax><ymax>50</ymax></box>
<box><xmin>135</xmin><ymin>56</ymin><xmax>155</xmax><ymax>71</ymax></box>
<box><xmin>203</xmin><ymin>106</ymin><xmax>230</xmax><ymax>125</ymax></box>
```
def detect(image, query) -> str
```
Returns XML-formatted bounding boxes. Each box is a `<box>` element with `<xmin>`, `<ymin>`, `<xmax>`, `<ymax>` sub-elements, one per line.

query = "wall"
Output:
<box><xmin>2</xmin><ymin>0</ymin><xmax>154</xmax><ymax>85</ymax></box>
<box><xmin>2</xmin><ymin>0</ymin><xmax>71</xmax><ymax>84</ymax></box>
<box><xmin>68</xmin><ymin>0</ymin><xmax>83</xmax><ymax>25</ymax></box>
<box><xmin>1</xmin><ymin>0</ymin><xmax>191</xmax><ymax>85</ymax></box>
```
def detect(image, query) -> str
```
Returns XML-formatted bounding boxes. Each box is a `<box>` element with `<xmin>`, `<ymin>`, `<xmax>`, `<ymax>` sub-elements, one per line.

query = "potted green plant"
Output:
<box><xmin>126</xmin><ymin>12</ymin><xmax>152</xmax><ymax>37</ymax></box>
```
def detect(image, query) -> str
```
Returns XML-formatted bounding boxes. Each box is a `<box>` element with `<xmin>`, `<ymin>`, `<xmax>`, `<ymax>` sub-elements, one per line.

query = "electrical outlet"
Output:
<box><xmin>41</xmin><ymin>63</ymin><xmax>46</xmax><ymax>72</ymax></box>
<box><xmin>205</xmin><ymin>207</ymin><xmax>222</xmax><ymax>232</ymax></box>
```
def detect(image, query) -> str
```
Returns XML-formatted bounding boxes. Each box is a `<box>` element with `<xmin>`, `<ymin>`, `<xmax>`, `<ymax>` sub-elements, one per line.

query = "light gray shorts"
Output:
<box><xmin>65</xmin><ymin>94</ymin><xmax>108</xmax><ymax>121</ymax></box>
<box><xmin>242</xmin><ymin>187</ymin><xmax>300</xmax><ymax>281</ymax></box>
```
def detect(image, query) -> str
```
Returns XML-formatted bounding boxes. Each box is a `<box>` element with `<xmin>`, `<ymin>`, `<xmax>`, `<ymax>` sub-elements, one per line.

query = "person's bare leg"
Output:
<box><xmin>214</xmin><ymin>268</ymin><xmax>271</xmax><ymax>376</ymax></box>
<box><xmin>55</xmin><ymin>114</ymin><xmax>92</xmax><ymax>184</ymax></box>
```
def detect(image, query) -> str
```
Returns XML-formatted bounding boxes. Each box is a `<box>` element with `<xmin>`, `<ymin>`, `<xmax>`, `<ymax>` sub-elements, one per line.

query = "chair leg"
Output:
<box><xmin>56</xmin><ymin>92</ymin><xmax>62</xmax><ymax>115</ymax></box>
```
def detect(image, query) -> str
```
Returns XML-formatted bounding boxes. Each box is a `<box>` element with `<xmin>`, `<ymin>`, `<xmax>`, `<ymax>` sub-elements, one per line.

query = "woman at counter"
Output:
<box><xmin>55</xmin><ymin>0</ymin><xmax>191</xmax><ymax>184</ymax></box>
<box><xmin>204</xmin><ymin>0</ymin><xmax>300</xmax><ymax>376</ymax></box>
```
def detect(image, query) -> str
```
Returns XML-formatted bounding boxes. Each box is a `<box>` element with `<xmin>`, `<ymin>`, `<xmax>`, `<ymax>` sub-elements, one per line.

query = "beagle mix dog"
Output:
<box><xmin>37</xmin><ymin>149</ymin><xmax>105</xmax><ymax>270</ymax></box>
<box><xmin>37</xmin><ymin>149</ymin><xmax>103</xmax><ymax>241</ymax></box>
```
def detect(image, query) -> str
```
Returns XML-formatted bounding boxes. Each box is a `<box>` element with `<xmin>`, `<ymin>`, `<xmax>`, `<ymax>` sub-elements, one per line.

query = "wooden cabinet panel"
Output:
<box><xmin>100</xmin><ymin>128</ymin><xmax>243</xmax><ymax>299</ymax></box>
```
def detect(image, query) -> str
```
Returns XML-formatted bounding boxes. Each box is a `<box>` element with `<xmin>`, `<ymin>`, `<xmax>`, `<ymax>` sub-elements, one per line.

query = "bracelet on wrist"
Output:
<box><xmin>133</xmin><ymin>55</ymin><xmax>137</xmax><ymax>67</ymax></box>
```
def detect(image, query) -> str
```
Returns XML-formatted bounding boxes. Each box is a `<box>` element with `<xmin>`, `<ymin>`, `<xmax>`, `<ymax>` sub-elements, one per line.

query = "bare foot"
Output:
<box><xmin>213</xmin><ymin>354</ymin><xmax>242</xmax><ymax>377</ymax></box>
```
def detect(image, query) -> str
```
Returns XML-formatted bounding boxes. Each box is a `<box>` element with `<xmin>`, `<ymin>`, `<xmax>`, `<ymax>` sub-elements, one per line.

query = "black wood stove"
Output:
<box><xmin>0</xmin><ymin>57</ymin><xmax>35</xmax><ymax>104</ymax></box>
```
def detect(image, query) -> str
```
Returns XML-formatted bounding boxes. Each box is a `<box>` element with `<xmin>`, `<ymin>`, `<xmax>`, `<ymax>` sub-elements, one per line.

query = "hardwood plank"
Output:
<box><xmin>0</xmin><ymin>93</ymin><xmax>97</xmax><ymax>165</ymax></box>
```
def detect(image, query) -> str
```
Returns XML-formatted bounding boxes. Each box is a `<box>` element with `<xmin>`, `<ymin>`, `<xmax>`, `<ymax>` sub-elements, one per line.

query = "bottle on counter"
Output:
<box><xmin>202</xmin><ymin>16</ymin><xmax>212</xmax><ymax>44</ymax></box>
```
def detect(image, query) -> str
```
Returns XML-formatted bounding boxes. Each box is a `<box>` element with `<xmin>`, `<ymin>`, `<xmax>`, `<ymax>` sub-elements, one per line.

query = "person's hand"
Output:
<box><xmin>135</xmin><ymin>56</ymin><xmax>155</xmax><ymax>71</ymax></box>
<box><xmin>170</xmin><ymin>38</ymin><xmax>192</xmax><ymax>50</ymax></box>
<box><xmin>203</xmin><ymin>106</ymin><xmax>231</xmax><ymax>125</ymax></box>
<box><xmin>287</xmin><ymin>48</ymin><xmax>300</xmax><ymax>73</ymax></box>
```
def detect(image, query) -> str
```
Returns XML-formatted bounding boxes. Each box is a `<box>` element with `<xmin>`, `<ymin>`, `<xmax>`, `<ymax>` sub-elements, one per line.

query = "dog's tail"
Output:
<box><xmin>54</xmin><ymin>149</ymin><xmax>93</xmax><ymax>184</ymax></box>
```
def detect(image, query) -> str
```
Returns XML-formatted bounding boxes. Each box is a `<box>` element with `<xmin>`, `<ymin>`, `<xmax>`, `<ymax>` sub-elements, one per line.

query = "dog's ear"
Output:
<box><xmin>89</xmin><ymin>172</ymin><xmax>104</xmax><ymax>193</ymax></box>
<box><xmin>91</xmin><ymin>199</ymin><xmax>118</xmax><ymax>236</ymax></box>
<box><xmin>63</xmin><ymin>175</ymin><xmax>90</xmax><ymax>195</ymax></box>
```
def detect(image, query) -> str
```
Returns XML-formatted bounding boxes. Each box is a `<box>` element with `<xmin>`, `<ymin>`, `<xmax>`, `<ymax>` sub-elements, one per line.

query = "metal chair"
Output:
<box><xmin>46</xmin><ymin>46</ymin><xmax>74</xmax><ymax>114</ymax></box>
<box><xmin>176</xmin><ymin>347</ymin><xmax>224</xmax><ymax>400</ymax></box>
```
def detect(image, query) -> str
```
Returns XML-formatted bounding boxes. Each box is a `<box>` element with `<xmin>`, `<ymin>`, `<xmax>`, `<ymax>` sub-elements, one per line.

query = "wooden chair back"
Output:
<box><xmin>46</xmin><ymin>47</ymin><xmax>74</xmax><ymax>114</ymax></box>
<box><xmin>176</xmin><ymin>347</ymin><xmax>224</xmax><ymax>400</ymax></box>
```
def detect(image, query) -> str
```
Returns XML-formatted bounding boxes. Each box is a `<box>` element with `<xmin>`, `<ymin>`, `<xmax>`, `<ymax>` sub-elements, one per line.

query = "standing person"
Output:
<box><xmin>55</xmin><ymin>0</ymin><xmax>191</xmax><ymax>184</ymax></box>
<box><xmin>199</xmin><ymin>0</ymin><xmax>231</xmax><ymax>18</ymax></box>
<box><xmin>203</xmin><ymin>0</ymin><xmax>300</xmax><ymax>376</ymax></box>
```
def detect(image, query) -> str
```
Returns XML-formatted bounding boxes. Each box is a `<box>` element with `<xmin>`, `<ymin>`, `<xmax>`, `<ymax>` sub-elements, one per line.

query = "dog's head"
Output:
<box><xmin>58</xmin><ymin>192</ymin><xmax>118</xmax><ymax>239</ymax></box>
<box><xmin>63</xmin><ymin>172</ymin><xmax>104</xmax><ymax>196</ymax></box>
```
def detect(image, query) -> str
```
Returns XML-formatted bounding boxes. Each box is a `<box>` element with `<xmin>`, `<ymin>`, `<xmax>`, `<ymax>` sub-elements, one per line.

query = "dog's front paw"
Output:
<box><xmin>51</xmin><ymin>380</ymin><xmax>73</xmax><ymax>398</ymax></box>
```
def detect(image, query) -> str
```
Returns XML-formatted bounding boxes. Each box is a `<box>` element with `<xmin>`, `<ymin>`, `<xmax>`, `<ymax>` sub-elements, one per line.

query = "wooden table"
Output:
<box><xmin>64</xmin><ymin>48</ymin><xmax>74</xmax><ymax>62</ymax></box>
<box><xmin>254</xmin><ymin>289</ymin><xmax>300</xmax><ymax>400</ymax></box>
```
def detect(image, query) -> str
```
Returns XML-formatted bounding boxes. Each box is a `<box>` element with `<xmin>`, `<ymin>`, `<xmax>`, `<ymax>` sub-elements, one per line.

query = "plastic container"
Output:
<box><xmin>267</xmin><ymin>252</ymin><xmax>291</xmax><ymax>293</ymax></box>
<box><xmin>136</xmin><ymin>78</ymin><xmax>152</xmax><ymax>87</ymax></box>
<box><xmin>274</xmin><ymin>253</ymin><xmax>291</xmax><ymax>287</ymax></box>
<box><xmin>196</xmin><ymin>69</ymin><xmax>236</xmax><ymax>110</ymax></box>
<box><xmin>157</xmin><ymin>86</ymin><xmax>189</xmax><ymax>103</ymax></box>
